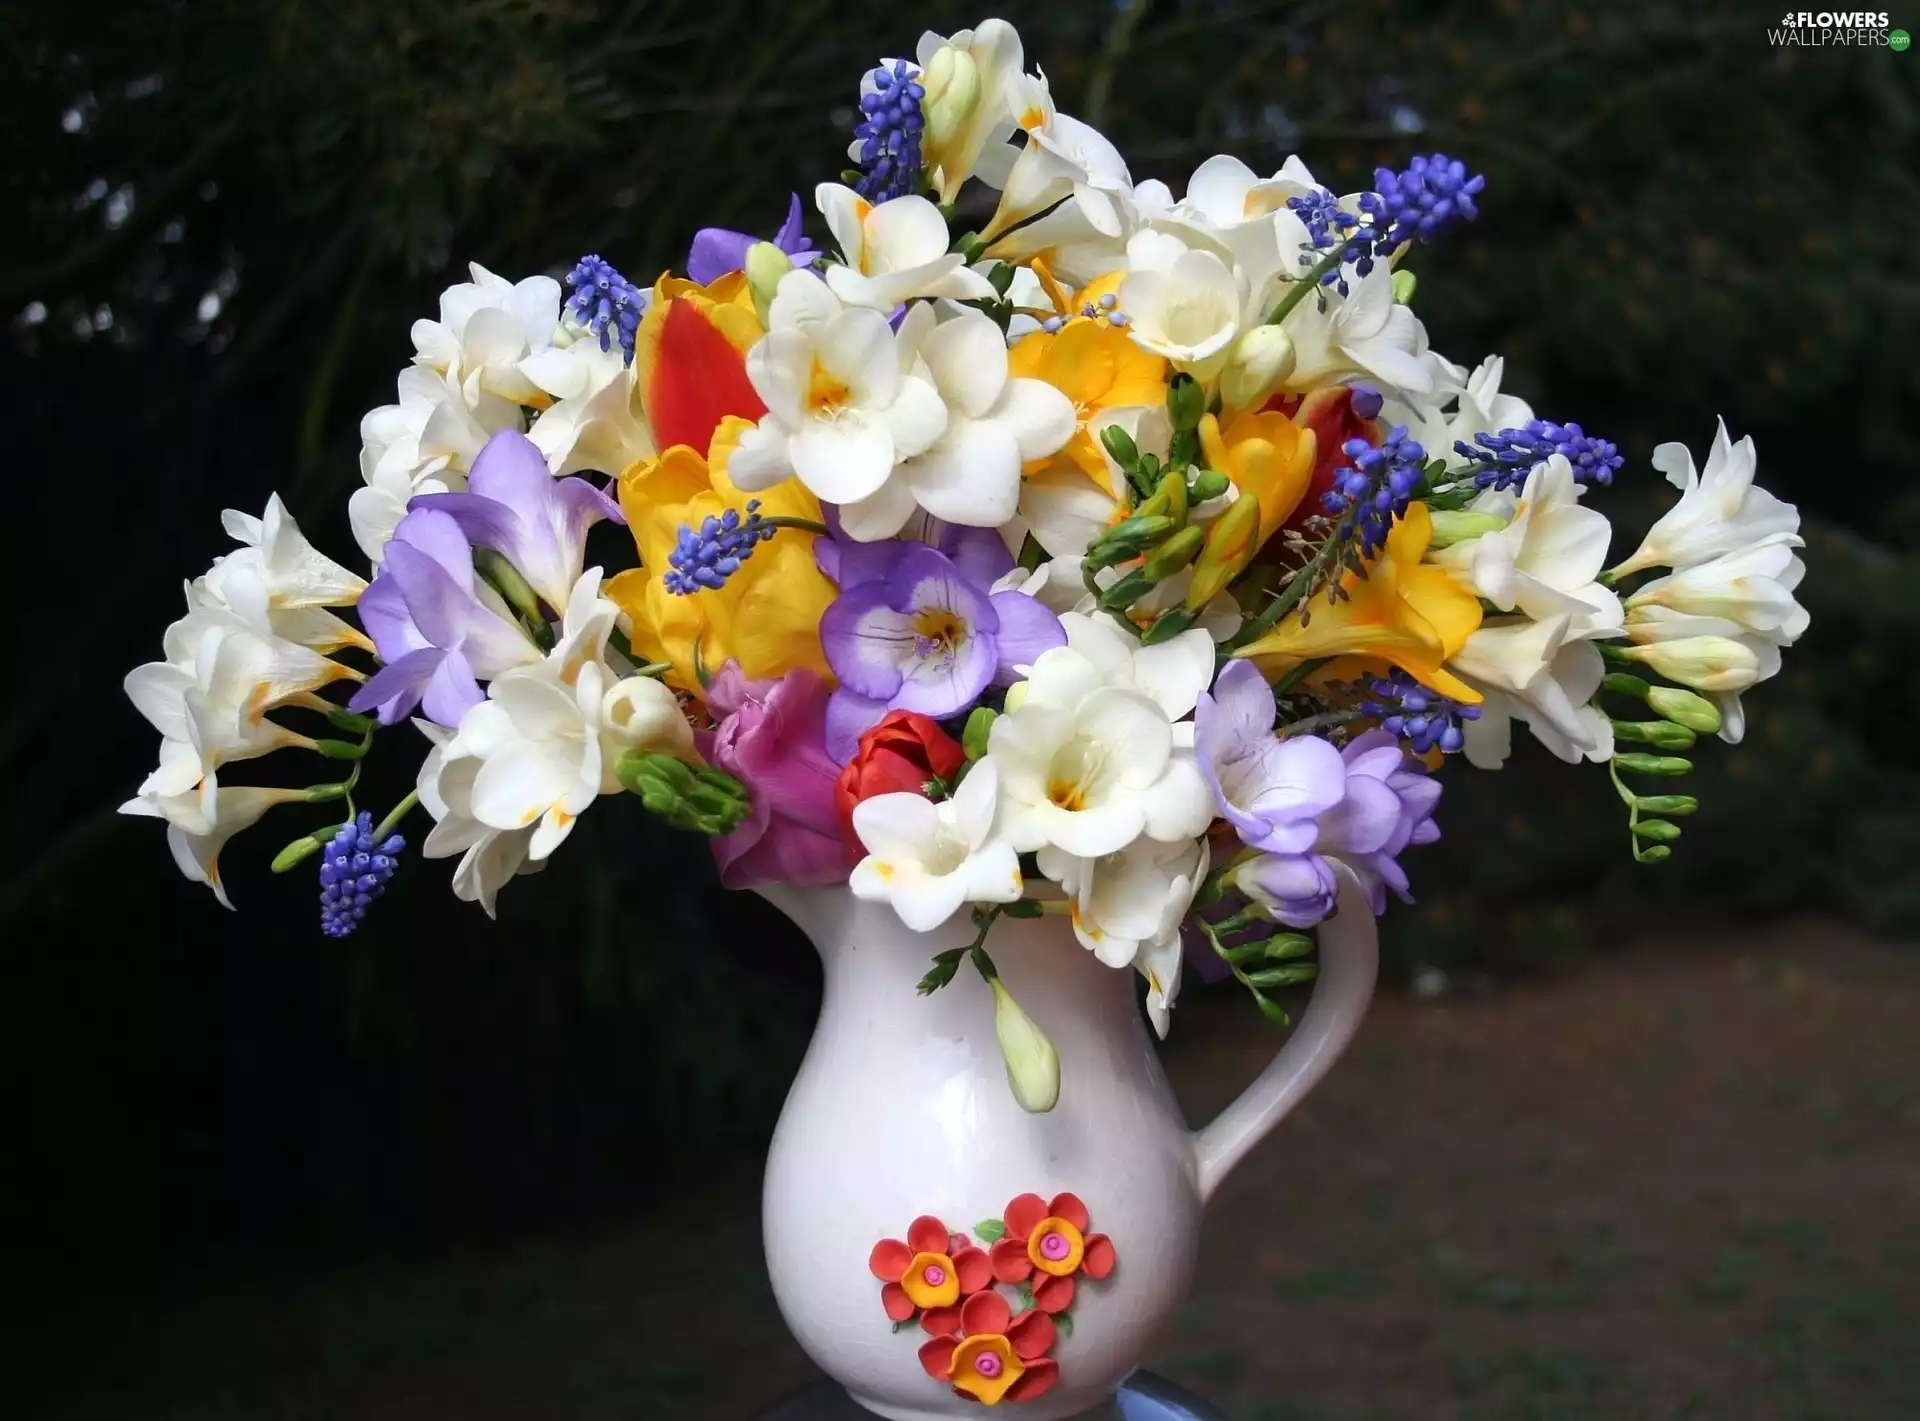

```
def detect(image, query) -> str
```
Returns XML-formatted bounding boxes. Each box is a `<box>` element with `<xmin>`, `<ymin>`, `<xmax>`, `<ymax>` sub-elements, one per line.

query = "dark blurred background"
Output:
<box><xmin>4</xmin><ymin>2</ymin><xmax>1918</xmax><ymax>1417</ymax></box>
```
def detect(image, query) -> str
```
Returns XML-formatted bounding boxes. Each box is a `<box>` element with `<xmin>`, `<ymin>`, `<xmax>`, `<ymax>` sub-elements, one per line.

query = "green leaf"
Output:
<box><xmin>973</xmin><ymin>1218</ymin><xmax>1006</xmax><ymax>1244</ymax></box>
<box><xmin>1054</xmin><ymin>1310</ymin><xmax>1075</xmax><ymax>1338</ymax></box>
<box><xmin>892</xmin><ymin>1317</ymin><xmax>913</xmax><ymax>1333</ymax></box>
<box><xmin>1254</xmin><ymin>992</ymin><xmax>1294</xmax><ymax>1027</ymax></box>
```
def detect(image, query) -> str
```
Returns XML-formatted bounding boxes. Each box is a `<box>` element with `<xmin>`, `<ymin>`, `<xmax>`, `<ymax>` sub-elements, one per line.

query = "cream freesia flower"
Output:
<box><xmin>816</xmin><ymin>185</ymin><xmax>998</xmax><ymax>311</ymax></box>
<box><xmin>1611</xmin><ymin>419</ymin><xmax>1800</xmax><ymax>576</ymax></box>
<box><xmin>849</xmin><ymin>759</ymin><xmax>1023</xmax><ymax>931</ymax></box>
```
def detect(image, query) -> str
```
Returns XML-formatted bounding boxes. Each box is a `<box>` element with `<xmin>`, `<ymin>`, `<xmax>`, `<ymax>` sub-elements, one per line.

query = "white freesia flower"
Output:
<box><xmin>837</xmin><ymin>304</ymin><xmax>1074</xmax><ymax>539</ymax></box>
<box><xmin>195</xmin><ymin>494</ymin><xmax>372</xmax><ymax>654</ymax></box>
<box><xmin>119</xmin><ymin>781</ymin><xmax>308</xmax><ymax>909</ymax></box>
<box><xmin>849</xmin><ymin>760</ymin><xmax>1023</xmax><ymax>931</ymax></box>
<box><xmin>727</xmin><ymin>271</ymin><xmax>948</xmax><ymax>526</ymax></box>
<box><xmin>817</xmin><ymin>185</ymin><xmax>998</xmax><ymax>311</ymax></box>
<box><xmin>434</xmin><ymin>571</ymin><xmax>693</xmax><ymax>864</ymax></box>
<box><xmin>1011</xmin><ymin>404</ymin><xmax>1166</xmax><ymax>559</ymax></box>
<box><xmin>1384</xmin><ymin>353</ymin><xmax>1534</xmax><ymax>462</ymax></box>
<box><xmin>519</xmin><ymin>334</ymin><xmax>655</xmax><ymax>479</ymax></box>
<box><xmin>1612</xmin><ymin>419</ymin><xmax>1800</xmax><ymax>576</ymax></box>
<box><xmin>1281</xmin><ymin>259</ymin><xmax>1433</xmax><ymax>398</ymax></box>
<box><xmin>416</xmin><ymin>720</ymin><xmax>540</xmax><ymax>919</ymax></box>
<box><xmin>1054</xmin><ymin>611</ymin><xmax>1217</xmax><ymax>728</ymax></box>
<box><xmin>979</xmin><ymin>111</ymin><xmax>1133</xmax><ymax>250</ymax></box>
<box><xmin>987</xmin><ymin>615</ymin><xmax>1213</xmax><ymax>858</ymax></box>
<box><xmin>352</xmin><ymin>364</ymin><xmax>520</xmax><ymax>563</ymax></box>
<box><xmin>125</xmin><ymin>604</ymin><xmax>352</xmax><ymax>794</ymax></box>
<box><xmin>1624</xmin><ymin>540</ymin><xmax>1809</xmax><ymax>645</ymax></box>
<box><xmin>1452</xmin><ymin>614</ymin><xmax>1614</xmax><ymax>771</ymax></box>
<box><xmin>1433</xmin><ymin>456</ymin><xmax>1623</xmax><ymax>629</ymax></box>
<box><xmin>1116</xmin><ymin>228</ymin><xmax>1246</xmax><ymax>369</ymax></box>
<box><xmin>980</xmin><ymin>174</ymin><xmax>1136</xmax><ymax>289</ymax></box>
<box><xmin>1617</xmin><ymin>605</ymin><xmax>1785</xmax><ymax>742</ymax></box>
<box><xmin>900</xmin><ymin>19</ymin><xmax>1037</xmax><ymax>204</ymax></box>
<box><xmin>411</xmin><ymin>262</ymin><xmax>563</xmax><ymax>406</ymax></box>
<box><xmin>1038</xmin><ymin>832</ymin><xmax>1205</xmax><ymax>979</ymax></box>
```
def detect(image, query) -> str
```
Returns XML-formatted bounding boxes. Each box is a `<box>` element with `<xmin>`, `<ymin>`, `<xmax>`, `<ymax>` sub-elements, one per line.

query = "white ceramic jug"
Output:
<box><xmin>759</xmin><ymin>868</ymin><xmax>1378</xmax><ymax>1420</ymax></box>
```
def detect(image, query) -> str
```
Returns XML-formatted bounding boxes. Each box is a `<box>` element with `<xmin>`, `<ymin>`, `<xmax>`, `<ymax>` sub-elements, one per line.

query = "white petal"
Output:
<box><xmin>922</xmin><ymin>309</ymin><xmax>1010</xmax><ymax>418</ymax></box>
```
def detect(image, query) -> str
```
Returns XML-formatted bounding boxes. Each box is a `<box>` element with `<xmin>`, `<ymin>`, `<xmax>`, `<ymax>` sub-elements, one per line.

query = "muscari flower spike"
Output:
<box><xmin>1454</xmin><ymin>420</ymin><xmax>1625</xmax><ymax>491</ymax></box>
<box><xmin>1359</xmin><ymin>153</ymin><xmax>1485</xmax><ymax>254</ymax></box>
<box><xmin>1324</xmin><ymin>424</ymin><xmax>1428</xmax><ymax>557</ymax></box>
<box><xmin>319</xmin><ymin>811</ymin><xmax>405</xmax><ymax>939</ymax></box>
<box><xmin>1361</xmin><ymin>668</ymin><xmax>1482</xmax><ymax>755</ymax></box>
<box><xmin>852</xmin><ymin>60</ymin><xmax>925</xmax><ymax>202</ymax></box>
<box><xmin>564</xmin><ymin>255</ymin><xmax>644</xmax><ymax>366</ymax></box>
<box><xmin>1042</xmin><ymin>292</ymin><xmax>1129</xmax><ymax>333</ymax></box>
<box><xmin>663</xmin><ymin>499</ymin><xmax>777</xmax><ymax>595</ymax></box>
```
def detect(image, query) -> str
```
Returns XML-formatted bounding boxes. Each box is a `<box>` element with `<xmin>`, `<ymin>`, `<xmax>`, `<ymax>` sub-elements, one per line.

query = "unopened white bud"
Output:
<box><xmin>1219</xmin><ymin>325</ymin><xmax>1296</xmax><ymax>413</ymax></box>
<box><xmin>990</xmin><ymin>978</ymin><xmax>1059</xmax><ymax>1114</ymax></box>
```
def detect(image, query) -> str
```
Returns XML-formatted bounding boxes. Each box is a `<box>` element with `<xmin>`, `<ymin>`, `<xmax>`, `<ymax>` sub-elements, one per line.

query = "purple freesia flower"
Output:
<box><xmin>818</xmin><ymin>541</ymin><xmax>1064</xmax><ymax>762</ymax></box>
<box><xmin>411</xmin><ymin>428</ymin><xmax>621</xmax><ymax>612</ymax></box>
<box><xmin>813</xmin><ymin>508</ymin><xmax>1014</xmax><ymax>591</ymax></box>
<box><xmin>1195</xmin><ymin>658</ymin><xmax>1348</xmax><ymax>855</ymax></box>
<box><xmin>1231</xmin><ymin>727</ymin><xmax>1442</xmax><ymax>927</ymax></box>
<box><xmin>697</xmin><ymin>663</ymin><xmax>857</xmax><ymax>889</ymax></box>
<box><xmin>348</xmin><ymin>508</ymin><xmax>540</xmax><ymax>727</ymax></box>
<box><xmin>685</xmin><ymin>193</ymin><xmax>820</xmax><ymax>286</ymax></box>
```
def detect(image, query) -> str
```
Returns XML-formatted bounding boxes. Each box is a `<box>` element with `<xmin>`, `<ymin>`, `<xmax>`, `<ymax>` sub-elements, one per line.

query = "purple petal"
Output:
<box><xmin>382</xmin><ymin>537</ymin><xmax>481</xmax><ymax>650</ymax></box>
<box><xmin>819</xmin><ymin>581</ymin><xmax>913</xmax><ymax>699</ymax></box>
<box><xmin>686</xmin><ymin>227</ymin><xmax>757</xmax><ymax>286</ymax></box>
<box><xmin>825</xmin><ymin>688</ymin><xmax>889</xmax><ymax>764</ymax></box>
<box><xmin>825</xmin><ymin>537</ymin><xmax>910</xmax><ymax>590</ymax></box>
<box><xmin>774</xmin><ymin>193</ymin><xmax>808</xmax><ymax>254</ymax></box>
<box><xmin>1318</xmin><ymin>772</ymin><xmax>1404</xmax><ymax>857</ymax></box>
<box><xmin>893</xmin><ymin>625</ymin><xmax>995</xmax><ymax>719</ymax></box>
<box><xmin>355</xmin><ymin>573</ymin><xmax>428</xmax><ymax>666</ymax></box>
<box><xmin>463</xmin><ymin>429</ymin><xmax>553</xmax><ymax>517</ymax></box>
<box><xmin>1198</xmin><ymin>659</ymin><xmax>1278</xmax><ymax>759</ymax></box>
<box><xmin>988</xmin><ymin>590</ymin><xmax>1066</xmax><ymax>685</ymax></box>
<box><xmin>892</xmin><ymin>545</ymin><xmax>996</xmax><ymax>633</ymax></box>
<box><xmin>388</xmin><ymin>507</ymin><xmax>475</xmax><ymax>589</ymax></box>
<box><xmin>938</xmin><ymin>524</ymin><xmax>1016</xmax><ymax>586</ymax></box>
<box><xmin>348</xmin><ymin>646</ymin><xmax>443</xmax><ymax>725</ymax></box>
<box><xmin>1244</xmin><ymin>851</ymin><xmax>1340</xmax><ymax>928</ymax></box>
<box><xmin>419</xmin><ymin>648</ymin><xmax>485</xmax><ymax>729</ymax></box>
<box><xmin>411</xmin><ymin>492</ymin><xmax>530</xmax><ymax>570</ymax></box>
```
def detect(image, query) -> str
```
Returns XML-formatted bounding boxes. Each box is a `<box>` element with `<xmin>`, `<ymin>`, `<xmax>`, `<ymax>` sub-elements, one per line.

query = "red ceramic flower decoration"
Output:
<box><xmin>869</xmin><ymin>1214</ymin><xmax>994</xmax><ymax>1334</ymax></box>
<box><xmin>917</xmin><ymin>1289</ymin><xmax>1059</xmax><ymax>1405</ymax></box>
<box><xmin>988</xmin><ymin>1192</ymin><xmax>1117</xmax><ymax>1314</ymax></box>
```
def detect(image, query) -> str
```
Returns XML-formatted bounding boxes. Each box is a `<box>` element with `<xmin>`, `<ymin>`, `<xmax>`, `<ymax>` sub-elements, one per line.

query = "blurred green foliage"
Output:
<box><xmin>2</xmin><ymin>0</ymin><xmax>1915</xmax><ymax>1284</ymax></box>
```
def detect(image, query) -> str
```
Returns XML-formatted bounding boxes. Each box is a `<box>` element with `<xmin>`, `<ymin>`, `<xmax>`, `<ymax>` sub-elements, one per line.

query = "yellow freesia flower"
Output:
<box><xmin>1238</xmin><ymin>503</ymin><xmax>1484</xmax><ymax>702</ymax></box>
<box><xmin>607</xmin><ymin>417</ymin><xmax>835</xmax><ymax>696</ymax></box>
<box><xmin>1198</xmin><ymin>409</ymin><xmax>1317</xmax><ymax>546</ymax></box>
<box><xmin>1008</xmin><ymin>299</ymin><xmax>1166</xmax><ymax>482</ymax></box>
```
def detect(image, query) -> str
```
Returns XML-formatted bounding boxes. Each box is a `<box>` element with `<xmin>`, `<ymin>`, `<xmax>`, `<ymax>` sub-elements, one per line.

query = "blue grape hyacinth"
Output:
<box><xmin>564</xmin><ymin>255</ymin><xmax>644</xmax><ymax>367</ymax></box>
<box><xmin>319</xmin><ymin>812</ymin><xmax>404</xmax><ymax>938</ymax></box>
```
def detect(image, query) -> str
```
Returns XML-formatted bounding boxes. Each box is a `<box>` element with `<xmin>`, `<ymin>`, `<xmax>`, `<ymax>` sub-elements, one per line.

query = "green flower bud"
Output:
<box><xmin>618</xmin><ymin>751</ymin><xmax>751</xmax><ymax>834</ymax></box>
<box><xmin>1248</xmin><ymin>963</ymin><xmax>1319</xmax><ymax>988</ymax></box>
<box><xmin>1086</xmin><ymin>514</ymin><xmax>1178</xmax><ymax>570</ymax></box>
<box><xmin>962</xmin><ymin>706</ymin><xmax>998</xmax><ymax>761</ymax></box>
<box><xmin>1097</xmin><ymin>568</ymin><xmax>1154</xmax><ymax>611</ymax></box>
<box><xmin>1188</xmin><ymin>468</ymin><xmax>1231</xmax><ymax>503</ymax></box>
<box><xmin>1633</xmin><ymin>794</ymin><xmax>1699</xmax><ymax>816</ymax></box>
<box><xmin>1647</xmin><ymin>686</ymin><xmax>1723</xmax><ymax>735</ymax></box>
<box><xmin>1392</xmin><ymin>269</ymin><xmax>1418</xmax><ymax>304</ymax></box>
<box><xmin>1143</xmin><ymin>525</ymin><xmax>1206</xmax><ymax>582</ymax></box>
<box><xmin>1099</xmin><ymin>422</ymin><xmax>1140</xmax><ymax>472</ymax></box>
<box><xmin>1613</xmin><ymin>719</ymin><xmax>1697</xmax><ymax>751</ymax></box>
<box><xmin>1167</xmin><ymin>372</ymin><xmax>1206</xmax><ymax>433</ymax></box>
<box><xmin>1424</xmin><ymin>510</ymin><xmax>1510</xmax><ymax>549</ymax></box>
<box><xmin>1636</xmin><ymin>844</ymin><xmax>1673</xmax><ymax>863</ymax></box>
<box><xmin>1602</xmin><ymin>673</ymin><xmax>1653</xmax><ymax>701</ymax></box>
<box><xmin>1633</xmin><ymin>819</ymin><xmax>1682</xmax><ymax>843</ymax></box>
<box><xmin>1613</xmin><ymin>753</ymin><xmax>1694</xmax><ymax>777</ymax></box>
<box><xmin>474</xmin><ymin>548</ymin><xmax>542</xmax><ymax>625</ymax></box>
<box><xmin>990</xmin><ymin>978</ymin><xmax>1059</xmax><ymax>1114</ymax></box>
<box><xmin>1140</xmin><ymin>607</ymin><xmax>1200</xmax><ymax>645</ymax></box>
<box><xmin>744</xmin><ymin>241</ymin><xmax>791</xmax><ymax>325</ymax></box>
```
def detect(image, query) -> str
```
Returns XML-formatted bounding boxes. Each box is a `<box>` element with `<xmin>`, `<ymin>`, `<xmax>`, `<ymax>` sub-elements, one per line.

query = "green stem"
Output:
<box><xmin>1270</xmin><ymin>657</ymin><xmax>1330</xmax><ymax>696</ymax></box>
<box><xmin>760</xmin><ymin>516</ymin><xmax>831</xmax><ymax>536</ymax></box>
<box><xmin>1265</xmin><ymin>243</ymin><xmax>1355</xmax><ymax>327</ymax></box>
<box><xmin>1223</xmin><ymin>535</ymin><xmax>1341</xmax><ymax>654</ymax></box>
<box><xmin>373</xmin><ymin>790</ymin><xmax>421</xmax><ymax>843</ymax></box>
<box><xmin>1277</xmin><ymin>709</ymin><xmax>1364</xmax><ymax>739</ymax></box>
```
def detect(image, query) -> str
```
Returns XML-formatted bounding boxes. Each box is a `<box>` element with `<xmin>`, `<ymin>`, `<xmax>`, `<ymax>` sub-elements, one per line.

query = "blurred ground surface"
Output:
<box><xmin>15</xmin><ymin>917</ymin><xmax>1919</xmax><ymax>1421</ymax></box>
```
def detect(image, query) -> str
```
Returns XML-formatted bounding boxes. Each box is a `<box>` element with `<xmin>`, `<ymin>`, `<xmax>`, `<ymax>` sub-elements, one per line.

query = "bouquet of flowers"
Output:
<box><xmin>121</xmin><ymin>17</ymin><xmax>1807</xmax><ymax>1112</ymax></box>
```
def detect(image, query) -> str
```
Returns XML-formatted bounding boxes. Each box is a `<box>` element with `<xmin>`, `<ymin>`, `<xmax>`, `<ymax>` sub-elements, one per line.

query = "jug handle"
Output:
<box><xmin>1190</xmin><ymin>862</ymin><xmax>1380</xmax><ymax>1204</ymax></box>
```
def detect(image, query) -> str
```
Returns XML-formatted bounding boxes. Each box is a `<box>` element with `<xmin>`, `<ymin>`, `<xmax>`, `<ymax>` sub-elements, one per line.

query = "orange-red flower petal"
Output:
<box><xmin>1082</xmin><ymin>1232</ymin><xmax>1117</xmax><ymax>1280</ymax></box>
<box><xmin>921</xmin><ymin>1304</ymin><xmax>963</xmax><ymax>1337</ymax></box>
<box><xmin>919</xmin><ymin>1334</ymin><xmax>960</xmax><ymax>1380</ymax></box>
<box><xmin>1005</xmin><ymin>1358</ymin><xmax>1060</xmax><ymax>1402</ymax></box>
<box><xmin>908</xmin><ymin>1215</ymin><xmax>950</xmax><ymax>1255</ymax></box>
<box><xmin>1007</xmin><ymin>1309</ymin><xmax>1056</xmax><ymax>1360</ymax></box>
<box><xmin>1003</xmin><ymin>1193</ymin><xmax>1048</xmax><ymax>1242</ymax></box>
<box><xmin>882</xmin><ymin>1281</ymin><xmax>916</xmax><ymax>1321</ymax></box>
<box><xmin>990</xmin><ymin>1237</ymin><xmax>1034</xmax><ymax>1283</ymax></box>
<box><xmin>1032</xmin><ymin>1273</ymin><xmax>1076</xmax><ymax>1314</ymax></box>
<box><xmin>961</xmin><ymin>1290</ymin><xmax>1013</xmax><ymax>1337</ymax></box>
<box><xmin>869</xmin><ymin>1237</ymin><xmax>911</xmax><ymax>1282</ymax></box>
<box><xmin>952</xmin><ymin>1245</ymin><xmax>993</xmax><ymax>1294</ymax></box>
<box><xmin>1046</xmin><ymin>1193</ymin><xmax>1090</xmax><ymax>1233</ymax></box>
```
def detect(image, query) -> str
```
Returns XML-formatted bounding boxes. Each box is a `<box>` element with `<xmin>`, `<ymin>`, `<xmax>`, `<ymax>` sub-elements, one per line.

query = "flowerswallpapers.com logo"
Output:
<box><xmin>1768</xmin><ymin>10</ymin><xmax>1906</xmax><ymax>44</ymax></box>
